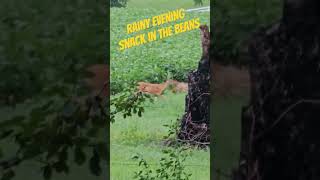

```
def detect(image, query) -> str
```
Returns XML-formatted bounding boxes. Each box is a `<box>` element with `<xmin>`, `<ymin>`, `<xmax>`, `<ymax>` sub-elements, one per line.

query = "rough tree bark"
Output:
<box><xmin>177</xmin><ymin>25</ymin><xmax>211</xmax><ymax>145</ymax></box>
<box><xmin>236</xmin><ymin>0</ymin><xmax>320</xmax><ymax>179</ymax></box>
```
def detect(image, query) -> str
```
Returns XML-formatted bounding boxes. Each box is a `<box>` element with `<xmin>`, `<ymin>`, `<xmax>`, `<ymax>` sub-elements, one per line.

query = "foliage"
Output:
<box><xmin>132</xmin><ymin>148</ymin><xmax>192</xmax><ymax>180</ymax></box>
<box><xmin>110</xmin><ymin>8</ymin><xmax>210</xmax><ymax>94</ymax></box>
<box><xmin>111</xmin><ymin>92</ymin><xmax>210</xmax><ymax>179</ymax></box>
<box><xmin>110</xmin><ymin>0</ymin><xmax>128</xmax><ymax>7</ymax></box>
<box><xmin>212</xmin><ymin>0</ymin><xmax>282</xmax><ymax>64</ymax></box>
<box><xmin>0</xmin><ymin>0</ymin><xmax>107</xmax><ymax>179</ymax></box>
<box><xmin>132</xmin><ymin>119</ymin><xmax>192</xmax><ymax>180</ymax></box>
<box><xmin>131</xmin><ymin>114</ymin><xmax>203</xmax><ymax>180</ymax></box>
<box><xmin>110</xmin><ymin>89</ymin><xmax>153</xmax><ymax>123</ymax></box>
<box><xmin>163</xmin><ymin>118</ymin><xmax>181</xmax><ymax>140</ymax></box>
<box><xmin>194</xmin><ymin>0</ymin><xmax>203</xmax><ymax>6</ymax></box>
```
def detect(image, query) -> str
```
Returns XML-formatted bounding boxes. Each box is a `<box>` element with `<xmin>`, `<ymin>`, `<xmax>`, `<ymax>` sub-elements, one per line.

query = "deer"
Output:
<box><xmin>137</xmin><ymin>79</ymin><xmax>188</xmax><ymax>96</ymax></box>
<box><xmin>137</xmin><ymin>81</ymin><xmax>169</xmax><ymax>96</ymax></box>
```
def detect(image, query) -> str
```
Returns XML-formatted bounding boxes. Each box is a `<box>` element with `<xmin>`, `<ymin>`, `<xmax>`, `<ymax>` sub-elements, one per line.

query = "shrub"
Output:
<box><xmin>110</xmin><ymin>0</ymin><xmax>127</xmax><ymax>7</ymax></box>
<box><xmin>194</xmin><ymin>0</ymin><xmax>203</xmax><ymax>5</ymax></box>
<box><xmin>132</xmin><ymin>148</ymin><xmax>192</xmax><ymax>180</ymax></box>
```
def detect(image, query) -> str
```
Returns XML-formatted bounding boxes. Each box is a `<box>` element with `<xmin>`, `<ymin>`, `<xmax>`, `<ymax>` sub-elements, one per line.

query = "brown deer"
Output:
<box><xmin>137</xmin><ymin>79</ymin><xmax>188</xmax><ymax>96</ymax></box>
<box><xmin>137</xmin><ymin>81</ymin><xmax>169</xmax><ymax>96</ymax></box>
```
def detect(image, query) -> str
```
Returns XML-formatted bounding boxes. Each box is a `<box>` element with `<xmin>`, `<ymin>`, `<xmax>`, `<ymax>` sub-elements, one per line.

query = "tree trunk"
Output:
<box><xmin>236</xmin><ymin>0</ymin><xmax>320</xmax><ymax>179</ymax></box>
<box><xmin>178</xmin><ymin>25</ymin><xmax>211</xmax><ymax>145</ymax></box>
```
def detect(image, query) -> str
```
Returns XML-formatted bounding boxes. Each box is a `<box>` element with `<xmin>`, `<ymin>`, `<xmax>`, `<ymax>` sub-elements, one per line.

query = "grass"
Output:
<box><xmin>111</xmin><ymin>92</ymin><xmax>210</xmax><ymax>180</ymax></box>
<box><xmin>211</xmin><ymin>95</ymin><xmax>249</xmax><ymax>180</ymax></box>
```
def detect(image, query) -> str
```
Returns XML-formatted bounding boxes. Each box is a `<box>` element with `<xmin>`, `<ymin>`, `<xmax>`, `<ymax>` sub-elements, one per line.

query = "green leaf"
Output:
<box><xmin>132</xmin><ymin>155</ymin><xmax>139</xmax><ymax>160</ymax></box>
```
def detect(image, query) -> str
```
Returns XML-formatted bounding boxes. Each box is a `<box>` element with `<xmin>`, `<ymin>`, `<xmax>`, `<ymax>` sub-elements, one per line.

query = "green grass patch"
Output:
<box><xmin>211</xmin><ymin>95</ymin><xmax>249</xmax><ymax>179</ymax></box>
<box><xmin>111</xmin><ymin>92</ymin><xmax>210</xmax><ymax>180</ymax></box>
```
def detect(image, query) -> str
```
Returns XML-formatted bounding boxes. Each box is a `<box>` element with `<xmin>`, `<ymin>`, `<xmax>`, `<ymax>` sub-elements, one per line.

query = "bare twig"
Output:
<box><xmin>189</xmin><ymin>92</ymin><xmax>210</xmax><ymax>107</ymax></box>
<box><xmin>176</xmin><ymin>139</ymin><xmax>210</xmax><ymax>145</ymax></box>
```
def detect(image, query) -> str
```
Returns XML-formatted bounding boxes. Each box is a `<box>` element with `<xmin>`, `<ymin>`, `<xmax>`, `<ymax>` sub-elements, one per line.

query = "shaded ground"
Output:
<box><xmin>211</xmin><ymin>95</ymin><xmax>249</xmax><ymax>180</ymax></box>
